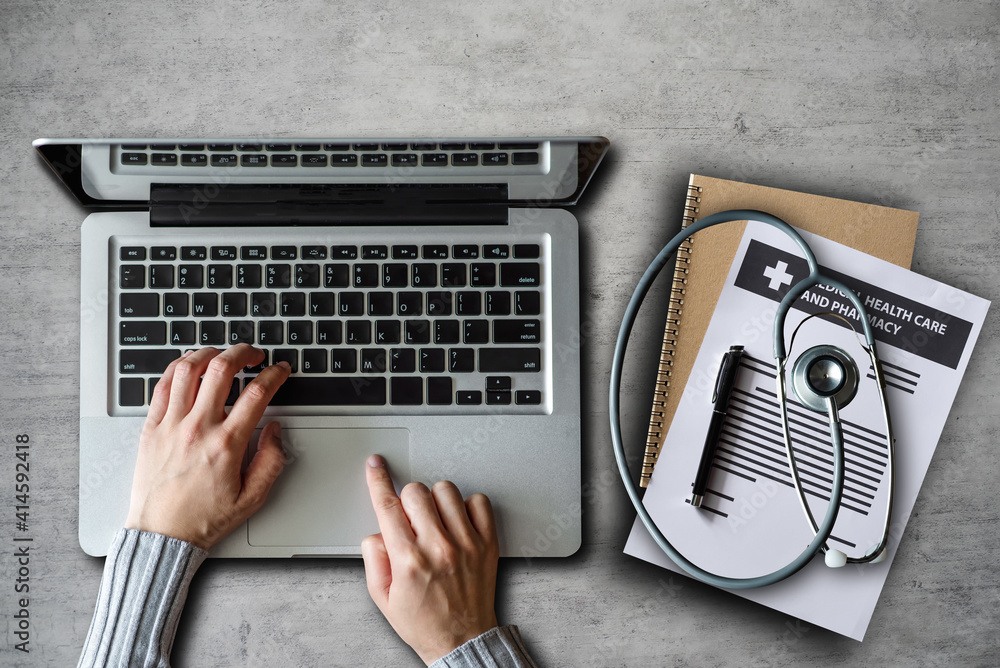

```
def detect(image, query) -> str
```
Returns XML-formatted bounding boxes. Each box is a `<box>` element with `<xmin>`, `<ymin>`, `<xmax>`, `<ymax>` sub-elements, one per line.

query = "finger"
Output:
<box><xmin>192</xmin><ymin>344</ymin><xmax>264</xmax><ymax>419</ymax></box>
<box><xmin>399</xmin><ymin>481</ymin><xmax>448</xmax><ymax>541</ymax></box>
<box><xmin>465</xmin><ymin>493</ymin><xmax>498</xmax><ymax>546</ymax></box>
<box><xmin>145</xmin><ymin>350</ymin><xmax>190</xmax><ymax>427</ymax></box>
<box><xmin>237</xmin><ymin>421</ymin><xmax>287</xmax><ymax>516</ymax></box>
<box><xmin>222</xmin><ymin>362</ymin><xmax>291</xmax><ymax>446</ymax></box>
<box><xmin>431</xmin><ymin>480</ymin><xmax>476</xmax><ymax>541</ymax></box>
<box><xmin>164</xmin><ymin>347</ymin><xmax>222</xmax><ymax>422</ymax></box>
<box><xmin>361</xmin><ymin>533</ymin><xmax>392</xmax><ymax>609</ymax></box>
<box><xmin>365</xmin><ymin>454</ymin><xmax>415</xmax><ymax>552</ymax></box>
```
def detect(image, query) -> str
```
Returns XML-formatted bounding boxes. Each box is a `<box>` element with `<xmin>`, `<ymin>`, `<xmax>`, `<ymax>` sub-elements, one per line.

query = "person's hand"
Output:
<box><xmin>362</xmin><ymin>455</ymin><xmax>500</xmax><ymax>665</ymax></box>
<box><xmin>124</xmin><ymin>344</ymin><xmax>291</xmax><ymax>550</ymax></box>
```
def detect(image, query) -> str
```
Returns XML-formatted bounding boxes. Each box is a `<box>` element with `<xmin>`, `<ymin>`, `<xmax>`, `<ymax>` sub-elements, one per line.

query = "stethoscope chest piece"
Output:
<box><xmin>791</xmin><ymin>345</ymin><xmax>859</xmax><ymax>412</ymax></box>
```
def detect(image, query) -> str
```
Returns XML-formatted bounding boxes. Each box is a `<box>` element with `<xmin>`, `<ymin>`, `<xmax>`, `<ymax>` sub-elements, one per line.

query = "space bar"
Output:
<box><xmin>269</xmin><ymin>377</ymin><xmax>387</xmax><ymax>406</ymax></box>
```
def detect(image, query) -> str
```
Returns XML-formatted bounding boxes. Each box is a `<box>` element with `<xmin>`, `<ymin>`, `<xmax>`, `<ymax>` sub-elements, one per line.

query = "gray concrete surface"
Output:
<box><xmin>1</xmin><ymin>0</ymin><xmax>998</xmax><ymax>665</ymax></box>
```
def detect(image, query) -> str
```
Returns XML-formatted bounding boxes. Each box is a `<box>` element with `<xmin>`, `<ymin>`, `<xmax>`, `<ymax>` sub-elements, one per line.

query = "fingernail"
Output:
<box><xmin>277</xmin><ymin>361</ymin><xmax>291</xmax><ymax>370</ymax></box>
<box><xmin>367</xmin><ymin>454</ymin><xmax>385</xmax><ymax>468</ymax></box>
<box><xmin>181</xmin><ymin>350</ymin><xmax>194</xmax><ymax>358</ymax></box>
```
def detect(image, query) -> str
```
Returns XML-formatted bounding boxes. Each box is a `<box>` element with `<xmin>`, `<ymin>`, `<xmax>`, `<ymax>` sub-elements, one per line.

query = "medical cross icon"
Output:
<box><xmin>763</xmin><ymin>261</ymin><xmax>794</xmax><ymax>291</ymax></box>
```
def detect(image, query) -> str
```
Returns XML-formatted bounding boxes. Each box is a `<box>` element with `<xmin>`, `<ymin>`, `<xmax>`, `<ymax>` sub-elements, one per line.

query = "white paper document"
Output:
<box><xmin>624</xmin><ymin>221</ymin><xmax>990</xmax><ymax>640</ymax></box>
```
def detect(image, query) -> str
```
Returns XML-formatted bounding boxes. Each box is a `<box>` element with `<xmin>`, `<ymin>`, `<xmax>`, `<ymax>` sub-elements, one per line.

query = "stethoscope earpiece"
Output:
<box><xmin>825</xmin><ymin>549</ymin><xmax>848</xmax><ymax>568</ymax></box>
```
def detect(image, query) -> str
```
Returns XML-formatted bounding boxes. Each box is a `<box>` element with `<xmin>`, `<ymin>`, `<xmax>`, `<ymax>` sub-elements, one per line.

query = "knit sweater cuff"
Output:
<box><xmin>429</xmin><ymin>625</ymin><xmax>539</xmax><ymax>668</ymax></box>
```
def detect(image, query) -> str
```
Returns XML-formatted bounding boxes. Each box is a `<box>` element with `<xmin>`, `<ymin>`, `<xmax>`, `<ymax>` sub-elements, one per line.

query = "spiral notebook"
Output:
<box><xmin>640</xmin><ymin>175</ymin><xmax>920</xmax><ymax>487</ymax></box>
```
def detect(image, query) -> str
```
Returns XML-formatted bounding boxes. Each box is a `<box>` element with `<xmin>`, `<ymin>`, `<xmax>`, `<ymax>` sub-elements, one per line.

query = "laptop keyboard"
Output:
<box><xmin>113</xmin><ymin>239</ymin><xmax>548</xmax><ymax>414</ymax></box>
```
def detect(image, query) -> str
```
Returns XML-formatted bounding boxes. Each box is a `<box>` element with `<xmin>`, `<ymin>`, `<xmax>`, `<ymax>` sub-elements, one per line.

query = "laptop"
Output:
<box><xmin>35</xmin><ymin>137</ymin><xmax>609</xmax><ymax>558</ymax></box>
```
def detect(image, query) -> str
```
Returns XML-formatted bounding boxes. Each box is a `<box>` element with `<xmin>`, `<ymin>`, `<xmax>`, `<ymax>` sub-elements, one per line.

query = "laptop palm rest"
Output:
<box><xmin>247</xmin><ymin>428</ymin><xmax>411</xmax><ymax>550</ymax></box>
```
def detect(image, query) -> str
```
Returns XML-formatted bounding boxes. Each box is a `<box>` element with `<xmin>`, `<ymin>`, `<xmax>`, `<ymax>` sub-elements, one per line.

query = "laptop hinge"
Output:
<box><xmin>149</xmin><ymin>183</ymin><xmax>509</xmax><ymax>226</ymax></box>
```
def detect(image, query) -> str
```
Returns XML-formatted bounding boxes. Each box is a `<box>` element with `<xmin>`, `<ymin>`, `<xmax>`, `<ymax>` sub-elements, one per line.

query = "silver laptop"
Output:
<box><xmin>35</xmin><ymin>137</ymin><xmax>609</xmax><ymax>558</ymax></box>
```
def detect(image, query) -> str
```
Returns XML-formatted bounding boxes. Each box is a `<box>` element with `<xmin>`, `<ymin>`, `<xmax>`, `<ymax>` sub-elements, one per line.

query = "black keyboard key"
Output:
<box><xmin>452</xmin><ymin>153</ymin><xmax>478</xmax><ymax>166</ymax></box>
<box><xmin>151</xmin><ymin>246</ymin><xmax>177</xmax><ymax>261</ymax></box>
<box><xmin>258</xmin><ymin>320</ymin><xmax>283</xmax><ymax>345</ymax></box>
<box><xmin>324</xmin><ymin>263</ymin><xmax>350</xmax><ymax>288</ymax></box>
<box><xmin>272</xmin><ymin>349</ymin><xmax>298</xmax><ymax>373</ymax></box>
<box><xmin>346</xmin><ymin>320</ymin><xmax>371</xmax><ymax>344</ymax></box>
<box><xmin>241</xmin><ymin>246</ymin><xmax>267</xmax><ymax>260</ymax></box>
<box><xmin>120</xmin><ymin>293</ymin><xmax>158</xmax><ymax>317</ymax></box>
<box><xmin>266</xmin><ymin>143</ymin><xmax>293</xmax><ymax>151</ymax></box>
<box><xmin>453</xmin><ymin>244</ymin><xmax>478</xmax><ymax>259</ymax></box>
<box><xmin>382</xmin><ymin>263</ymin><xmax>408</xmax><ymax>287</ymax></box>
<box><xmin>391</xmin><ymin>154</ymin><xmax>419</xmax><ymax>166</ymax></box>
<box><xmin>120</xmin><ymin>265</ymin><xmax>145</xmax><ymax>289</ymax></box>
<box><xmin>121</xmin><ymin>144</ymin><xmax>148</xmax><ymax>150</ymax></box>
<box><xmin>272</xmin><ymin>154</ymin><xmax>297</xmax><ymax>167</ymax></box>
<box><xmin>391</xmin><ymin>377</ymin><xmax>422</xmax><ymax>405</ymax></box>
<box><xmin>325</xmin><ymin>143</ymin><xmax>350</xmax><ymax>151</ymax></box>
<box><xmin>229</xmin><ymin>320</ymin><xmax>255</xmax><ymax>345</ymax></box>
<box><xmin>164</xmin><ymin>293</ymin><xmax>188</xmax><ymax>317</ymax></box>
<box><xmin>222</xmin><ymin>292</ymin><xmax>247</xmax><ymax>317</ymax></box>
<box><xmin>237</xmin><ymin>143</ymin><xmax>262</xmax><ymax>151</ymax></box>
<box><xmin>470</xmin><ymin>142</ymin><xmax>495</xmax><ymax>150</ymax></box>
<box><xmin>208</xmin><ymin>143</ymin><xmax>234</xmax><ymax>151</ymax></box>
<box><xmin>440</xmin><ymin>142</ymin><xmax>466</xmax><ymax>150</ymax></box>
<box><xmin>411</xmin><ymin>263</ymin><xmax>436</xmax><ymax>288</ymax></box>
<box><xmin>362</xmin><ymin>153</ymin><xmax>388</xmax><ymax>167</ymax></box>
<box><xmin>121</xmin><ymin>152</ymin><xmax>147</xmax><ymax>166</ymax></box>
<box><xmin>511</xmin><ymin>152</ymin><xmax>539</xmax><ymax>165</ymax></box>
<box><xmin>295</xmin><ymin>264</ymin><xmax>321</xmax><ymax>288</ymax></box>
<box><xmin>486</xmin><ymin>376</ymin><xmax>512</xmax><ymax>391</ymax></box>
<box><xmin>119</xmin><ymin>378</ymin><xmax>145</xmax><ymax>406</ymax></box>
<box><xmin>211</xmin><ymin>246</ymin><xmax>238</xmax><ymax>261</ymax></box>
<box><xmin>287</xmin><ymin>320</ymin><xmax>312</xmax><ymax>345</ymax></box>
<box><xmin>330</xmin><ymin>154</ymin><xmax>358</xmax><ymax>166</ymax></box>
<box><xmin>181</xmin><ymin>153</ymin><xmax>208</xmax><ymax>166</ymax></box>
<box><xmin>271</xmin><ymin>246</ymin><xmax>297</xmax><ymax>260</ymax></box>
<box><xmin>487</xmin><ymin>391</ymin><xmax>512</xmax><ymax>405</ymax></box>
<box><xmin>426</xmin><ymin>291</ymin><xmax>452</xmax><ymax>316</ymax></box>
<box><xmin>331</xmin><ymin>349</ymin><xmax>356</xmax><ymax>373</ymax></box>
<box><xmin>295</xmin><ymin>143</ymin><xmax>321</xmax><ymax>151</ymax></box>
<box><xmin>245</xmin><ymin>349</ymin><xmax>269</xmax><ymax>374</ymax></box>
<box><xmin>361</xmin><ymin>348</ymin><xmax>387</xmax><ymax>373</ymax></box>
<box><xmin>485</xmin><ymin>291</ymin><xmax>510</xmax><ymax>316</ymax></box>
<box><xmin>302</xmin><ymin>349</ymin><xmax>327</xmax><ymax>373</ymax></box>
<box><xmin>149</xmin><ymin>265</ymin><xmax>174</xmax><ymax>289</ymax></box>
<box><xmin>470</xmin><ymin>263</ymin><xmax>496</xmax><ymax>287</ymax></box>
<box><xmin>368</xmin><ymin>292</ymin><xmax>394</xmax><ymax>316</ymax></box>
<box><xmin>479</xmin><ymin>348</ymin><xmax>541</xmax><ymax>372</ymax></box>
<box><xmin>481</xmin><ymin>152</ymin><xmax>508</xmax><ymax>166</ymax></box>
<box><xmin>422</xmin><ymin>245</ymin><xmax>448</xmax><ymax>259</ymax></box>
<box><xmin>449</xmin><ymin>348</ymin><xmax>475</xmax><ymax>372</ymax></box>
<box><xmin>464</xmin><ymin>320</ymin><xmax>489</xmax><ymax>344</ymax></box>
<box><xmin>178</xmin><ymin>264</ymin><xmax>203</xmax><ymax>289</ymax></box>
<box><xmin>225</xmin><ymin>379</ymin><xmax>240</xmax><ymax>406</ymax></box>
<box><xmin>266</xmin><ymin>264</ymin><xmax>292</xmax><ymax>288</ymax></box>
<box><xmin>354</xmin><ymin>263</ymin><xmax>378</xmax><ymax>287</ymax></box>
<box><xmin>151</xmin><ymin>153</ymin><xmax>178</xmax><ymax>166</ymax></box>
<box><xmin>389</xmin><ymin>348</ymin><xmax>415</xmax><ymax>372</ymax></box>
<box><xmin>516</xmin><ymin>390</ymin><xmax>542</xmax><ymax>405</ymax></box>
<box><xmin>500</xmin><ymin>262</ymin><xmax>540</xmax><ymax>287</ymax></box>
<box><xmin>252</xmin><ymin>292</ymin><xmax>277</xmax><ymax>317</ymax></box>
<box><xmin>441</xmin><ymin>263</ymin><xmax>466</xmax><ymax>287</ymax></box>
<box><xmin>404</xmin><ymin>320</ymin><xmax>430</xmax><ymax>344</ymax></box>
<box><xmin>456</xmin><ymin>291</ymin><xmax>481</xmax><ymax>316</ymax></box>
<box><xmin>339</xmin><ymin>292</ymin><xmax>364</xmax><ymax>316</ymax></box>
<box><xmin>171</xmin><ymin>321</ymin><xmax>195</xmax><ymax>345</ymax></box>
<box><xmin>120</xmin><ymin>321</ymin><xmax>166</xmax><ymax>346</ymax></box>
<box><xmin>411</xmin><ymin>142</ymin><xmax>436</xmax><ymax>150</ymax></box>
<box><xmin>241</xmin><ymin>154</ymin><xmax>268</xmax><ymax>167</ymax></box>
<box><xmin>422</xmin><ymin>153</ymin><xmax>448</xmax><ymax>166</ymax></box>
<box><xmin>269</xmin><ymin>377</ymin><xmax>386</xmax><ymax>406</ymax></box>
<box><xmin>208</xmin><ymin>265</ymin><xmax>234</xmax><ymax>289</ymax></box>
<box><xmin>354</xmin><ymin>143</ymin><xmax>379</xmax><ymax>151</ymax></box>
<box><xmin>151</xmin><ymin>144</ymin><xmax>177</xmax><ymax>150</ymax></box>
<box><xmin>280</xmin><ymin>292</ymin><xmax>306</xmax><ymax>317</ymax></box>
<box><xmin>456</xmin><ymin>390</ymin><xmax>482</xmax><ymax>405</ymax></box>
<box><xmin>331</xmin><ymin>245</ymin><xmax>358</xmax><ymax>260</ymax></box>
<box><xmin>420</xmin><ymin>348</ymin><xmax>445</xmax><ymax>373</ymax></box>
<box><xmin>513</xmin><ymin>244</ymin><xmax>540</xmax><ymax>259</ymax></box>
<box><xmin>237</xmin><ymin>265</ymin><xmax>262</xmax><ymax>289</ymax></box>
<box><xmin>397</xmin><ymin>292</ymin><xmax>422</xmax><ymax>316</ymax></box>
<box><xmin>316</xmin><ymin>320</ymin><xmax>342</xmax><ymax>344</ymax></box>
<box><xmin>180</xmin><ymin>246</ymin><xmax>207</xmax><ymax>260</ymax></box>
<box><xmin>494</xmin><ymin>319</ymin><xmax>541</xmax><ymax>344</ymax></box>
<box><xmin>392</xmin><ymin>245</ymin><xmax>419</xmax><ymax>260</ymax></box>
<box><xmin>302</xmin><ymin>245</ymin><xmax>327</xmax><ymax>260</ymax></box>
<box><xmin>179</xmin><ymin>144</ymin><xmax>205</xmax><ymax>151</ymax></box>
<box><xmin>376</xmin><ymin>320</ymin><xmax>401</xmax><ymax>345</ymax></box>
<box><xmin>382</xmin><ymin>143</ymin><xmax>409</xmax><ymax>151</ymax></box>
<box><xmin>120</xmin><ymin>247</ymin><xmax>146</xmax><ymax>261</ymax></box>
<box><xmin>435</xmin><ymin>320</ymin><xmax>460</xmax><ymax>344</ymax></box>
<box><xmin>427</xmin><ymin>377</ymin><xmax>453</xmax><ymax>405</ymax></box>
<box><xmin>309</xmin><ymin>292</ymin><xmax>335</xmax><ymax>316</ymax></box>
<box><xmin>210</xmin><ymin>154</ymin><xmax>237</xmax><ymax>167</ymax></box>
<box><xmin>192</xmin><ymin>293</ymin><xmax>218</xmax><ymax>317</ymax></box>
<box><xmin>514</xmin><ymin>291</ymin><xmax>540</xmax><ymax>315</ymax></box>
<box><xmin>498</xmin><ymin>142</ymin><xmax>539</xmax><ymax>150</ymax></box>
<box><xmin>200</xmin><ymin>321</ymin><xmax>225</xmax><ymax>345</ymax></box>
<box><xmin>120</xmin><ymin>349</ymin><xmax>180</xmax><ymax>374</ymax></box>
<box><xmin>483</xmin><ymin>245</ymin><xmax>509</xmax><ymax>259</ymax></box>
<box><xmin>362</xmin><ymin>245</ymin><xmax>388</xmax><ymax>260</ymax></box>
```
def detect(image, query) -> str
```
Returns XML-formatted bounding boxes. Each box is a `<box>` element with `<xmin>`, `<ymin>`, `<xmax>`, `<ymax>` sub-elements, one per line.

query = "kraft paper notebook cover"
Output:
<box><xmin>640</xmin><ymin>174</ymin><xmax>919</xmax><ymax>487</ymax></box>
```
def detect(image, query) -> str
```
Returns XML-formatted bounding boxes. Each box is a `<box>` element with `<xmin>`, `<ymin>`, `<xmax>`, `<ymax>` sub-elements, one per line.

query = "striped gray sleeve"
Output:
<box><xmin>429</xmin><ymin>626</ymin><xmax>540</xmax><ymax>668</ymax></box>
<box><xmin>78</xmin><ymin>528</ymin><xmax>207</xmax><ymax>668</ymax></box>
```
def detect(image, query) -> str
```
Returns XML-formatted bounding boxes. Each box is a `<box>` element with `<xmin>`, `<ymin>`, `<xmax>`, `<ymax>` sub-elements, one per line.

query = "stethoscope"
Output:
<box><xmin>610</xmin><ymin>210</ymin><xmax>896</xmax><ymax>589</ymax></box>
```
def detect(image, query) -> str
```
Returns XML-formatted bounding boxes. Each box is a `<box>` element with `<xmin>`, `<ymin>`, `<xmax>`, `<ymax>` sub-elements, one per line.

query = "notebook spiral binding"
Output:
<box><xmin>640</xmin><ymin>184</ymin><xmax>702</xmax><ymax>487</ymax></box>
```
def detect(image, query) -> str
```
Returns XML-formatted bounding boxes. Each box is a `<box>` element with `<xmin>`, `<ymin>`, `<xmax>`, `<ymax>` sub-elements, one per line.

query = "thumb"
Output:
<box><xmin>361</xmin><ymin>533</ymin><xmax>392</xmax><ymax>609</ymax></box>
<box><xmin>240</xmin><ymin>421</ymin><xmax>287</xmax><ymax>514</ymax></box>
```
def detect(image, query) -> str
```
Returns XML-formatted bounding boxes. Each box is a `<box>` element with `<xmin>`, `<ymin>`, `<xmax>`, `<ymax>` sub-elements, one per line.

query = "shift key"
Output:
<box><xmin>120</xmin><ymin>349</ymin><xmax>180</xmax><ymax>374</ymax></box>
<box><xmin>479</xmin><ymin>348</ymin><xmax>541</xmax><ymax>372</ymax></box>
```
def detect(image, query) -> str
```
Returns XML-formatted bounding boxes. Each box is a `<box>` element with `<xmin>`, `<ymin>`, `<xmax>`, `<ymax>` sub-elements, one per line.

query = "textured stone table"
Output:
<box><xmin>1</xmin><ymin>1</ymin><xmax>997</xmax><ymax>665</ymax></box>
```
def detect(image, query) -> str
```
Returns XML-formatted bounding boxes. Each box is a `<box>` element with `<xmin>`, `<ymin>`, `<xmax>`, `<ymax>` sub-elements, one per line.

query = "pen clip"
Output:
<box><xmin>712</xmin><ymin>346</ymin><xmax>744</xmax><ymax>404</ymax></box>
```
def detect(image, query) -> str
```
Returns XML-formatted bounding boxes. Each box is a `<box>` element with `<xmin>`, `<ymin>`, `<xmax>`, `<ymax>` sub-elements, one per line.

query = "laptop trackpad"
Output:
<box><xmin>248</xmin><ymin>428</ymin><xmax>411</xmax><ymax>548</ymax></box>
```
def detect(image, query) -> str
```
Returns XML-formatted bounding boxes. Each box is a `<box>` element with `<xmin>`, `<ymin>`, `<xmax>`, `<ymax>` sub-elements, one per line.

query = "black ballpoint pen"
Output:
<box><xmin>690</xmin><ymin>345</ymin><xmax>744</xmax><ymax>508</ymax></box>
